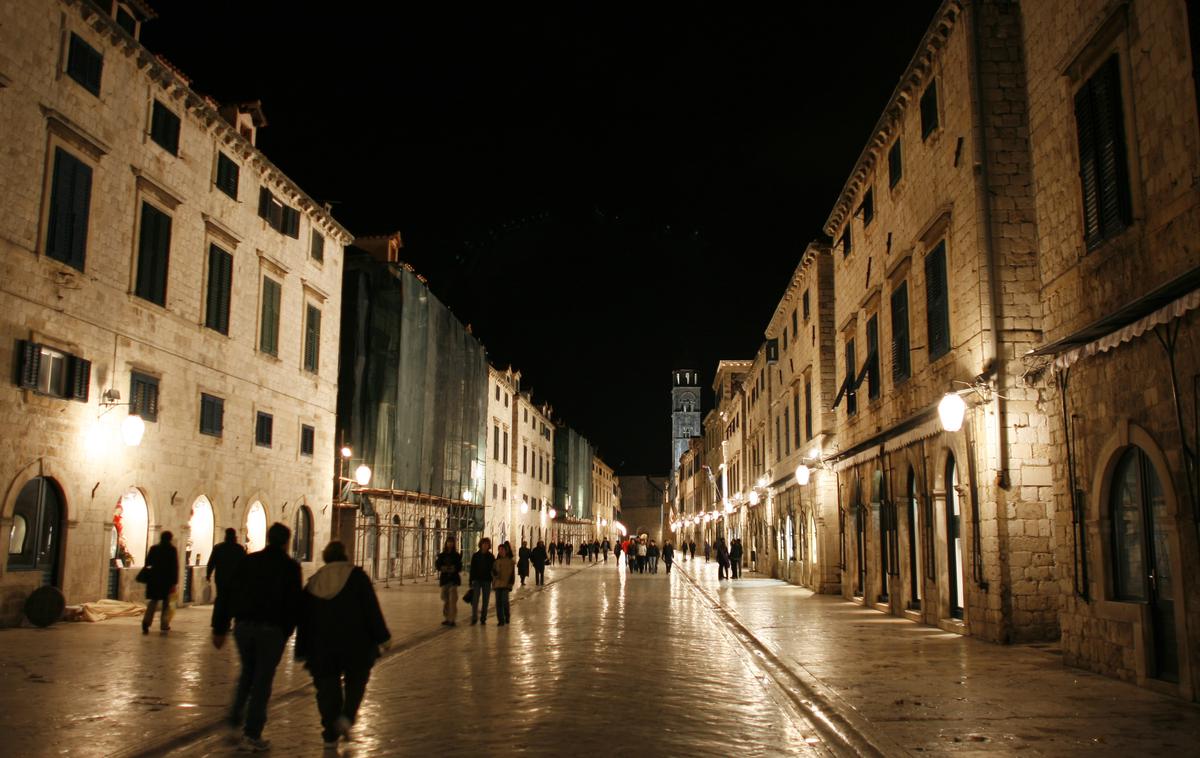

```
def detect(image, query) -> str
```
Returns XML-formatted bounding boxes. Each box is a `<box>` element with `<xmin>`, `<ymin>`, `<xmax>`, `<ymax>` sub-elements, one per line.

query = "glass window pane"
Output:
<box><xmin>1111</xmin><ymin>449</ymin><xmax>1147</xmax><ymax>601</ymax></box>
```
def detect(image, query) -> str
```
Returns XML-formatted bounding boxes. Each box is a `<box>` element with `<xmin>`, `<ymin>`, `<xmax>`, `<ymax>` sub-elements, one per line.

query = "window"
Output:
<box><xmin>310</xmin><ymin>230</ymin><xmax>325</xmax><ymax>262</ymax></box>
<box><xmin>492</xmin><ymin>482</ymin><xmax>498</xmax><ymax>499</ymax></box>
<box><xmin>783</xmin><ymin>407</ymin><xmax>790</xmax><ymax>455</ymax></box>
<box><xmin>865</xmin><ymin>315</ymin><xmax>880</xmax><ymax>400</ymax></box>
<box><xmin>493</xmin><ymin>425</ymin><xmax>500</xmax><ymax>460</ymax></box>
<box><xmin>150</xmin><ymin>100</ymin><xmax>181</xmax><ymax>155</ymax></box>
<box><xmin>888</xmin><ymin>139</ymin><xmax>902</xmax><ymax>188</ymax></box>
<box><xmin>300</xmin><ymin>424</ymin><xmax>315</xmax><ymax>456</ymax></box>
<box><xmin>45</xmin><ymin>148</ymin><xmax>92</xmax><ymax>271</ymax></box>
<box><xmin>804</xmin><ymin>377</ymin><xmax>813</xmax><ymax>440</ymax></box>
<box><xmin>259</xmin><ymin>276</ymin><xmax>281</xmax><ymax>356</ymax></box>
<box><xmin>199</xmin><ymin>393</ymin><xmax>223</xmax><ymax>437</ymax></box>
<box><xmin>115</xmin><ymin>6</ymin><xmax>136</xmax><ymax>35</ymax></box>
<box><xmin>504</xmin><ymin>393</ymin><xmax>509</xmax><ymax>408</ymax></box>
<box><xmin>840</xmin><ymin>224</ymin><xmax>852</xmax><ymax>257</ymax></box>
<box><xmin>205</xmin><ymin>244</ymin><xmax>233</xmax><ymax>335</ymax></box>
<box><xmin>495</xmin><ymin>384</ymin><xmax>500</xmax><ymax>401</ymax></box>
<box><xmin>802</xmin><ymin>290</ymin><xmax>810</xmax><ymax>322</ymax></box>
<box><xmin>845</xmin><ymin>338</ymin><xmax>857</xmax><ymax>416</ymax></box>
<box><xmin>775</xmin><ymin>416</ymin><xmax>781</xmax><ymax>461</ymax></box>
<box><xmin>134</xmin><ymin>202</ymin><xmax>171</xmax><ymax>306</ymax></box>
<box><xmin>1075</xmin><ymin>54</ymin><xmax>1132</xmax><ymax>250</ymax></box>
<box><xmin>215</xmin><ymin>153</ymin><xmax>239</xmax><ymax>199</ymax></box>
<box><xmin>293</xmin><ymin>506</ymin><xmax>313</xmax><ymax>562</ymax></box>
<box><xmin>924</xmin><ymin>241</ymin><xmax>950</xmax><ymax>360</ymax></box>
<box><xmin>793</xmin><ymin>385</ymin><xmax>801</xmax><ymax>448</ymax></box>
<box><xmin>130</xmin><ymin>371</ymin><xmax>159</xmax><ymax>422</ymax></box>
<box><xmin>257</xmin><ymin>187</ymin><xmax>299</xmax><ymax>238</ymax></box>
<box><xmin>303</xmin><ymin>304</ymin><xmax>321</xmax><ymax>373</ymax></box>
<box><xmin>67</xmin><ymin>33</ymin><xmax>103</xmax><ymax>96</ymax></box>
<box><xmin>920</xmin><ymin>79</ymin><xmax>939</xmax><ymax>139</ymax></box>
<box><xmin>890</xmin><ymin>283</ymin><xmax>911</xmax><ymax>383</ymax></box>
<box><xmin>523</xmin><ymin>445</ymin><xmax>528</xmax><ymax>474</ymax></box>
<box><xmin>255</xmin><ymin>411</ymin><xmax>273</xmax><ymax>447</ymax></box>
<box><xmin>16</xmin><ymin>342</ymin><xmax>90</xmax><ymax>401</ymax></box>
<box><xmin>782</xmin><ymin>326</ymin><xmax>788</xmax><ymax>351</ymax></box>
<box><xmin>859</xmin><ymin>187</ymin><xmax>874</xmax><ymax>227</ymax></box>
<box><xmin>502</xmin><ymin>430</ymin><xmax>509</xmax><ymax>465</ymax></box>
<box><xmin>791</xmin><ymin>309</ymin><xmax>798</xmax><ymax>342</ymax></box>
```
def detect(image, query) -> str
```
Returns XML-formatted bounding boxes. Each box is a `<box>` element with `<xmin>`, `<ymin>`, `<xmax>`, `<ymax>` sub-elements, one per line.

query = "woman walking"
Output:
<box><xmin>492</xmin><ymin>544</ymin><xmax>516</xmax><ymax>626</ymax></box>
<box><xmin>296</xmin><ymin>541</ymin><xmax>390</xmax><ymax>749</ymax></box>
<box><xmin>435</xmin><ymin>536</ymin><xmax>462</xmax><ymax>626</ymax></box>
<box><xmin>468</xmin><ymin>538</ymin><xmax>495</xmax><ymax>625</ymax></box>
<box><xmin>517</xmin><ymin>541</ymin><xmax>531</xmax><ymax>587</ymax></box>
<box><xmin>531</xmin><ymin>540</ymin><xmax>548</xmax><ymax>585</ymax></box>
<box><xmin>141</xmin><ymin>531</ymin><xmax>178</xmax><ymax>634</ymax></box>
<box><xmin>716</xmin><ymin>537</ymin><xmax>730</xmax><ymax>580</ymax></box>
<box><xmin>662</xmin><ymin>541</ymin><xmax>675</xmax><ymax>574</ymax></box>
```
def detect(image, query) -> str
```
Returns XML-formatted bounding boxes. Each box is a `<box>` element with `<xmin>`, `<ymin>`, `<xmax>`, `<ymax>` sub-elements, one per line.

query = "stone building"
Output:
<box><xmin>485</xmin><ymin>365</ymin><xmax>517</xmax><ymax>547</ymax></box>
<box><xmin>821</xmin><ymin>0</ymin><xmax>1054</xmax><ymax>642</ymax></box>
<box><xmin>512</xmin><ymin>386</ymin><xmax>555</xmax><ymax>548</ymax></box>
<box><xmin>0</xmin><ymin>0</ymin><xmax>350</xmax><ymax>621</ymax></box>
<box><xmin>1020</xmin><ymin>0</ymin><xmax>1200</xmax><ymax>698</ymax></box>
<box><xmin>762</xmin><ymin>242</ymin><xmax>841</xmax><ymax>593</ymax></box>
<box><xmin>591</xmin><ymin>455</ymin><xmax>616</xmax><ymax>543</ymax></box>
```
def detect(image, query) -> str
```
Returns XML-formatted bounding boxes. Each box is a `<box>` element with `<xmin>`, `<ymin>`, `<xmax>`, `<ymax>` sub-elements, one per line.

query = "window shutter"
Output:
<box><xmin>206</xmin><ymin>245</ymin><xmax>232</xmax><ymax>334</ymax></box>
<box><xmin>284</xmin><ymin>207</ymin><xmax>300</xmax><ymax>238</ymax></box>
<box><xmin>260</xmin><ymin>278</ymin><xmax>280</xmax><ymax>355</ymax></box>
<box><xmin>1074</xmin><ymin>82</ymin><xmax>1103</xmax><ymax>249</ymax></box>
<box><xmin>258</xmin><ymin>187</ymin><xmax>271</xmax><ymax>220</ymax></box>
<box><xmin>69</xmin><ymin>355</ymin><xmax>91</xmax><ymax>402</ymax></box>
<box><xmin>925</xmin><ymin>243</ymin><xmax>950</xmax><ymax>359</ymax></box>
<box><xmin>17</xmin><ymin>341</ymin><xmax>41</xmax><ymax>389</ymax></box>
<box><xmin>136</xmin><ymin>203</ymin><xmax>170</xmax><ymax>306</ymax></box>
<box><xmin>304</xmin><ymin>305</ymin><xmax>320</xmax><ymax>372</ymax></box>
<box><xmin>1093</xmin><ymin>56</ymin><xmax>1132</xmax><ymax>239</ymax></box>
<box><xmin>68</xmin><ymin>156</ymin><xmax>92</xmax><ymax>271</ymax></box>
<box><xmin>891</xmin><ymin>284</ymin><xmax>910</xmax><ymax>381</ymax></box>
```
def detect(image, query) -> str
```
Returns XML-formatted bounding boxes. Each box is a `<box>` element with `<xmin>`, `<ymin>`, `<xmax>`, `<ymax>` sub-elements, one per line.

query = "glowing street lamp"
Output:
<box><xmin>122</xmin><ymin>414</ymin><xmax>145</xmax><ymax>447</ymax></box>
<box><xmin>340</xmin><ymin>446</ymin><xmax>352</xmax><ymax>459</ymax></box>
<box><xmin>938</xmin><ymin>392</ymin><xmax>967</xmax><ymax>432</ymax></box>
<box><xmin>520</xmin><ymin>501</ymin><xmax>530</xmax><ymax>514</ymax></box>
<box><xmin>795</xmin><ymin>464</ymin><xmax>811</xmax><ymax>486</ymax></box>
<box><xmin>354</xmin><ymin>464</ymin><xmax>372</xmax><ymax>486</ymax></box>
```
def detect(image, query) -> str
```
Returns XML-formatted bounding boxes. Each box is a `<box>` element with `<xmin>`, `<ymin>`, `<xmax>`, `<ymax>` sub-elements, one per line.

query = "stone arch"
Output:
<box><xmin>187</xmin><ymin>495</ymin><xmax>215</xmax><ymax>567</ymax></box>
<box><xmin>244</xmin><ymin>498</ymin><xmax>269</xmax><ymax>553</ymax></box>
<box><xmin>116</xmin><ymin>486</ymin><xmax>152</xmax><ymax>567</ymax></box>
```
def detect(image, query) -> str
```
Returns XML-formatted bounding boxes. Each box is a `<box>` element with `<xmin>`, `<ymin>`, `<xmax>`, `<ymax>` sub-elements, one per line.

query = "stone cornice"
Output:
<box><xmin>65</xmin><ymin>0</ymin><xmax>354</xmax><ymax>246</ymax></box>
<box><xmin>822</xmin><ymin>0</ymin><xmax>963</xmax><ymax>238</ymax></box>
<box><xmin>765</xmin><ymin>241</ymin><xmax>830</xmax><ymax>336</ymax></box>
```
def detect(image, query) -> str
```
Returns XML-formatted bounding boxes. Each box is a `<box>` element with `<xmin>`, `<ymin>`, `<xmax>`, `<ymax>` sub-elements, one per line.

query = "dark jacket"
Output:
<box><xmin>229</xmin><ymin>544</ymin><xmax>303</xmax><ymax>637</ymax></box>
<box><xmin>730</xmin><ymin>542</ymin><xmax>744</xmax><ymax>561</ymax></box>
<box><xmin>144</xmin><ymin>543</ymin><xmax>179</xmax><ymax>601</ymax></box>
<box><xmin>206</xmin><ymin>539</ymin><xmax>246</xmax><ymax>590</ymax></box>
<box><xmin>435</xmin><ymin>550</ymin><xmax>462</xmax><ymax>587</ymax></box>
<box><xmin>663</xmin><ymin>544</ymin><xmax>675</xmax><ymax>560</ymax></box>
<box><xmin>469</xmin><ymin>550</ymin><xmax>495</xmax><ymax>584</ymax></box>
<box><xmin>295</xmin><ymin>562</ymin><xmax>390</xmax><ymax>676</ymax></box>
<box><xmin>517</xmin><ymin>546</ymin><xmax>531</xmax><ymax>575</ymax></box>
<box><xmin>716</xmin><ymin>542</ymin><xmax>730</xmax><ymax>566</ymax></box>
<box><xmin>531</xmin><ymin>545</ymin><xmax>548</xmax><ymax>568</ymax></box>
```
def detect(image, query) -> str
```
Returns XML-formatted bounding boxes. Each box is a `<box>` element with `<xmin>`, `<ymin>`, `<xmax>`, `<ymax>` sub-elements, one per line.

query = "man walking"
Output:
<box><xmin>218</xmin><ymin>522</ymin><xmax>302</xmax><ymax>752</ymax></box>
<box><xmin>730</xmin><ymin>538</ymin><xmax>743</xmax><ymax>579</ymax></box>
<box><xmin>468</xmin><ymin>538</ymin><xmax>495</xmax><ymax>625</ymax></box>
<box><xmin>601</xmin><ymin>538</ymin><xmax>610</xmax><ymax>563</ymax></box>
<box><xmin>207</xmin><ymin>528</ymin><xmax>245</xmax><ymax>637</ymax></box>
<box><xmin>435</xmin><ymin>536</ymin><xmax>462</xmax><ymax>626</ymax></box>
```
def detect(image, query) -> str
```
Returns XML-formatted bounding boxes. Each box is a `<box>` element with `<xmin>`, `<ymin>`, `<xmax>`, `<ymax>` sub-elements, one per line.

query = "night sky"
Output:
<box><xmin>142</xmin><ymin>3</ymin><xmax>942</xmax><ymax>475</ymax></box>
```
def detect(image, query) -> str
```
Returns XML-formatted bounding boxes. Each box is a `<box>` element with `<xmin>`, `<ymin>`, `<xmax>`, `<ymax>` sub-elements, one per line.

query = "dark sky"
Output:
<box><xmin>142</xmin><ymin>2</ymin><xmax>942</xmax><ymax>475</ymax></box>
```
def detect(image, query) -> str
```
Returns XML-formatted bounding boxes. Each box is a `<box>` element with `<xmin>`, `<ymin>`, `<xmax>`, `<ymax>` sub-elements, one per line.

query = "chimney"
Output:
<box><xmin>218</xmin><ymin>101</ymin><xmax>268</xmax><ymax>147</ymax></box>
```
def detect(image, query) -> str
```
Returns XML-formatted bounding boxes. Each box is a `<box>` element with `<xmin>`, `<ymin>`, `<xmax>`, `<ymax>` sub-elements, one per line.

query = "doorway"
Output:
<box><xmin>7</xmin><ymin>477</ymin><xmax>65</xmax><ymax>587</ymax></box>
<box><xmin>945</xmin><ymin>455</ymin><xmax>964</xmax><ymax>619</ymax></box>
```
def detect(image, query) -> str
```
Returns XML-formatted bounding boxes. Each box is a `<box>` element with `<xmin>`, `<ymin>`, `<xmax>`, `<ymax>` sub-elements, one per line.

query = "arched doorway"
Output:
<box><xmin>945</xmin><ymin>454</ymin><xmax>965</xmax><ymax>619</ymax></box>
<box><xmin>853</xmin><ymin>478</ymin><xmax>866</xmax><ymax>599</ymax></box>
<box><xmin>188</xmin><ymin>496</ymin><xmax>215</xmax><ymax>568</ymax></box>
<box><xmin>7</xmin><ymin>477</ymin><xmax>65</xmax><ymax>587</ymax></box>
<box><xmin>873</xmin><ymin>469</ymin><xmax>889</xmax><ymax>602</ymax></box>
<box><xmin>116</xmin><ymin>487</ymin><xmax>149</xmax><ymax>566</ymax></box>
<box><xmin>293</xmin><ymin>506</ymin><xmax>313</xmax><ymax>562</ymax></box>
<box><xmin>1110</xmin><ymin>446</ymin><xmax>1178</xmax><ymax>681</ymax></box>
<box><xmin>905</xmin><ymin>468</ymin><xmax>922</xmax><ymax>610</ymax></box>
<box><xmin>245</xmin><ymin>501</ymin><xmax>267</xmax><ymax>552</ymax></box>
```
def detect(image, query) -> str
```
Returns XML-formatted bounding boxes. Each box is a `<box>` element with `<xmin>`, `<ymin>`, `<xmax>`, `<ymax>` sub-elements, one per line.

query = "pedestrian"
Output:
<box><xmin>566</xmin><ymin>541</ymin><xmax>573</xmax><ymax>565</ymax></box>
<box><xmin>601</xmin><ymin>538</ymin><xmax>610</xmax><ymax>562</ymax></box>
<box><xmin>716</xmin><ymin>537</ymin><xmax>730</xmax><ymax>580</ymax></box>
<box><xmin>435</xmin><ymin>536</ymin><xmax>462</xmax><ymax>626</ymax></box>
<box><xmin>295</xmin><ymin>541</ymin><xmax>391</xmax><ymax>750</ymax></box>
<box><xmin>207</xmin><ymin>528</ymin><xmax>246</xmax><ymax>637</ymax></box>
<box><xmin>648</xmin><ymin>540</ymin><xmax>659</xmax><ymax>573</ymax></box>
<box><xmin>556</xmin><ymin>541</ymin><xmax>565</xmax><ymax>565</ymax></box>
<box><xmin>636</xmin><ymin>539</ymin><xmax>648</xmax><ymax>573</ymax></box>
<box><xmin>626</xmin><ymin>540</ymin><xmax>637</xmax><ymax>571</ymax></box>
<box><xmin>468</xmin><ymin>537</ymin><xmax>495</xmax><ymax>625</ymax></box>
<box><xmin>592</xmin><ymin>540</ymin><xmax>601</xmax><ymax>563</ymax></box>
<box><xmin>704</xmin><ymin>541</ymin><xmax>711</xmax><ymax>563</ymax></box>
<box><xmin>517</xmin><ymin>541</ymin><xmax>531</xmax><ymax>587</ymax></box>
<box><xmin>531</xmin><ymin>540</ymin><xmax>548</xmax><ymax>585</ymax></box>
<box><xmin>492</xmin><ymin>543</ymin><xmax>516</xmax><ymax>626</ymax></box>
<box><xmin>689</xmin><ymin>540</ymin><xmax>696</xmax><ymax>560</ymax></box>
<box><xmin>663</xmin><ymin>541</ymin><xmax>675</xmax><ymax>574</ymax></box>
<box><xmin>140</xmin><ymin>531</ymin><xmax>179</xmax><ymax>634</ymax></box>
<box><xmin>219</xmin><ymin>522</ymin><xmax>302</xmax><ymax>752</ymax></box>
<box><xmin>730</xmin><ymin>538</ymin><xmax>743</xmax><ymax>579</ymax></box>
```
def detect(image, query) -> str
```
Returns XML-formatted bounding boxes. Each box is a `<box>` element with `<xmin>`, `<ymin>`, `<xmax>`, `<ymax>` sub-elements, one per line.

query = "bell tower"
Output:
<box><xmin>671</xmin><ymin>369</ymin><xmax>701</xmax><ymax>477</ymax></box>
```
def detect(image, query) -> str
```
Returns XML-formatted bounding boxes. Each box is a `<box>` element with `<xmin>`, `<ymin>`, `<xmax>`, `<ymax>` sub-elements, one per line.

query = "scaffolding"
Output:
<box><xmin>348</xmin><ymin>489</ymin><xmax>483</xmax><ymax>583</ymax></box>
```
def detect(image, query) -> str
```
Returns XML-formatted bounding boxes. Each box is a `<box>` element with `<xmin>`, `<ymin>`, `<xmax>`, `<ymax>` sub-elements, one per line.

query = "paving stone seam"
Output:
<box><xmin>676</xmin><ymin>567</ymin><xmax>908</xmax><ymax>758</ymax></box>
<box><xmin>110</xmin><ymin>563</ymin><xmax>597</xmax><ymax>758</ymax></box>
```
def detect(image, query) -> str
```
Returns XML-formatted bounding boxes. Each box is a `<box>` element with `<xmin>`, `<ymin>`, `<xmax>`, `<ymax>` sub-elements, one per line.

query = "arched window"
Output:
<box><xmin>391</xmin><ymin>515</ymin><xmax>402</xmax><ymax>558</ymax></box>
<box><xmin>946</xmin><ymin>454</ymin><xmax>964</xmax><ymax>619</ymax></box>
<box><xmin>245</xmin><ymin>501</ymin><xmax>267</xmax><ymax>552</ymax></box>
<box><xmin>293</xmin><ymin>506</ymin><xmax>313</xmax><ymax>562</ymax></box>
<box><xmin>188</xmin><ymin>496</ymin><xmax>215</xmax><ymax>567</ymax></box>
<box><xmin>117</xmin><ymin>487</ymin><xmax>149</xmax><ymax>567</ymax></box>
<box><xmin>418</xmin><ymin>517</ymin><xmax>428</xmax><ymax>567</ymax></box>
<box><xmin>8</xmin><ymin>477</ymin><xmax>65</xmax><ymax>586</ymax></box>
<box><xmin>906</xmin><ymin>467</ymin><xmax>922</xmax><ymax>609</ymax></box>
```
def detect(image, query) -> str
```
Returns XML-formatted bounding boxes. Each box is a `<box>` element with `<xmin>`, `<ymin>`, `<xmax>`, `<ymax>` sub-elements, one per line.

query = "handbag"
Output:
<box><xmin>135</xmin><ymin>567</ymin><xmax>151</xmax><ymax>583</ymax></box>
<box><xmin>462</xmin><ymin>588</ymin><xmax>475</xmax><ymax>604</ymax></box>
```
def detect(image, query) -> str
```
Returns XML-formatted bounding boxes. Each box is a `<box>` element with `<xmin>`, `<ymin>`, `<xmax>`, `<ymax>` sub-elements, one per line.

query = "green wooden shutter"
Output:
<box><xmin>925</xmin><ymin>243</ymin><xmax>950</xmax><ymax>359</ymax></box>
<box><xmin>206</xmin><ymin>244</ymin><xmax>232</xmax><ymax>334</ymax></box>
<box><xmin>135</xmin><ymin>203</ymin><xmax>170</xmax><ymax>305</ymax></box>
<box><xmin>1074</xmin><ymin>81</ymin><xmax>1103</xmax><ymax>249</ymax></box>
<box><xmin>1093</xmin><ymin>55</ymin><xmax>1132</xmax><ymax>240</ymax></box>
<box><xmin>18</xmin><ymin>341</ymin><xmax>41</xmax><ymax>389</ymax></box>
<box><xmin>69</xmin><ymin>355</ymin><xmax>91</xmax><ymax>402</ymax></box>
<box><xmin>304</xmin><ymin>304</ymin><xmax>321</xmax><ymax>372</ymax></box>
<box><xmin>46</xmin><ymin>148</ymin><xmax>92</xmax><ymax>271</ymax></box>
<box><xmin>890</xmin><ymin>283</ymin><xmax>910</xmax><ymax>382</ymax></box>
<box><xmin>260</xmin><ymin>277</ymin><xmax>280</xmax><ymax>355</ymax></box>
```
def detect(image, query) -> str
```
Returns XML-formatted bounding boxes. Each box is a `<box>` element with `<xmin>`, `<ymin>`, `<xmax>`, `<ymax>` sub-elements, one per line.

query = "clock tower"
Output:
<box><xmin>671</xmin><ymin>369</ymin><xmax>701</xmax><ymax>477</ymax></box>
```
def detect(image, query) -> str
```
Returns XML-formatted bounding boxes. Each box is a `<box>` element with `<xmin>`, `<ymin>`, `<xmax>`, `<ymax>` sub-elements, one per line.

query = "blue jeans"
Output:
<box><xmin>232</xmin><ymin>621</ymin><xmax>288</xmax><ymax>739</ymax></box>
<box><xmin>494</xmin><ymin>588</ymin><xmax>511</xmax><ymax>623</ymax></box>
<box><xmin>470</xmin><ymin>580</ymin><xmax>492</xmax><ymax>621</ymax></box>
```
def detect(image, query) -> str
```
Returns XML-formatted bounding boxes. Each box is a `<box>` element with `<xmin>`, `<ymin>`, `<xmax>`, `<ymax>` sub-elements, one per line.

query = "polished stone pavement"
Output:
<box><xmin>1</xmin><ymin>556</ymin><xmax>1198</xmax><ymax>756</ymax></box>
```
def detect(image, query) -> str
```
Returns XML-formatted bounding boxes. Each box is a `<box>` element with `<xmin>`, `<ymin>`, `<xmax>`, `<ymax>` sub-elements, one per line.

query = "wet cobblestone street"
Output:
<box><xmin>2</xmin><ymin>558</ymin><xmax>1200</xmax><ymax>756</ymax></box>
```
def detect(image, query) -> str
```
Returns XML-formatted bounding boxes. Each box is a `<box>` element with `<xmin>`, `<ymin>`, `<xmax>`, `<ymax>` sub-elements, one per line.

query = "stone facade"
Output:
<box><xmin>591</xmin><ymin>455</ymin><xmax>616</xmax><ymax>543</ymax></box>
<box><xmin>512</xmin><ymin>386</ymin><xmax>556</xmax><ymax>548</ymax></box>
<box><xmin>0</xmin><ymin>0</ymin><xmax>350</xmax><ymax>622</ymax></box>
<box><xmin>484</xmin><ymin>366</ymin><xmax>517</xmax><ymax>546</ymax></box>
<box><xmin>1021</xmin><ymin>0</ymin><xmax>1200</xmax><ymax>699</ymax></box>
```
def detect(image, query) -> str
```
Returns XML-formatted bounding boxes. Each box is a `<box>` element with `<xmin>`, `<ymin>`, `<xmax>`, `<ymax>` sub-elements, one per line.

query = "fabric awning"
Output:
<box><xmin>1029</xmin><ymin>266</ymin><xmax>1200</xmax><ymax>369</ymax></box>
